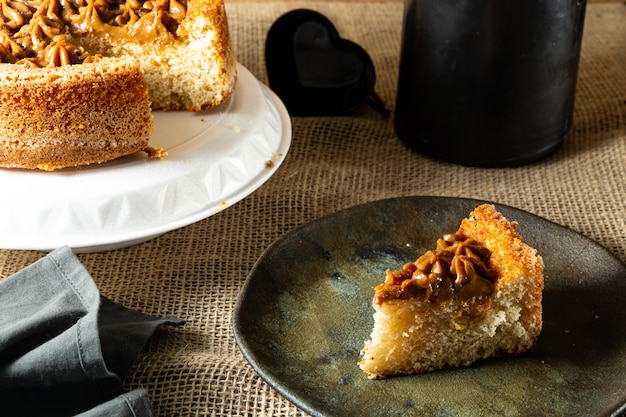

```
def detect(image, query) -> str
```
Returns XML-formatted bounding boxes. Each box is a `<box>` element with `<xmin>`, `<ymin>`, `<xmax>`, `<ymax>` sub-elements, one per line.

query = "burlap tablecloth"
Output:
<box><xmin>1</xmin><ymin>2</ymin><xmax>624</xmax><ymax>416</ymax></box>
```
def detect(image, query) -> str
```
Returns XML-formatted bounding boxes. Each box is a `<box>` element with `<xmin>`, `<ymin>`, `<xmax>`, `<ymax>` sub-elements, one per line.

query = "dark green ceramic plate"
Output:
<box><xmin>233</xmin><ymin>196</ymin><xmax>626</xmax><ymax>417</ymax></box>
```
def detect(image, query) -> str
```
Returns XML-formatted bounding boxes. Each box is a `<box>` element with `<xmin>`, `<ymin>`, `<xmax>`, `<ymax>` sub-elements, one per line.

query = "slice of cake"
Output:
<box><xmin>359</xmin><ymin>204</ymin><xmax>544</xmax><ymax>379</ymax></box>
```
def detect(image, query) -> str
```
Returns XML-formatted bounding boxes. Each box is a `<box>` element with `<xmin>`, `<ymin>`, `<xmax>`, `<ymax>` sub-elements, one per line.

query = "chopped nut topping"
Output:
<box><xmin>374</xmin><ymin>234</ymin><xmax>498</xmax><ymax>305</ymax></box>
<box><xmin>0</xmin><ymin>0</ymin><xmax>187</xmax><ymax>66</ymax></box>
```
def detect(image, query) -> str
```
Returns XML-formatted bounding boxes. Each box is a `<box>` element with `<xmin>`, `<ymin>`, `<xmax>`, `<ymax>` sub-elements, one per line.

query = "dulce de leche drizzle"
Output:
<box><xmin>0</xmin><ymin>0</ymin><xmax>187</xmax><ymax>67</ymax></box>
<box><xmin>374</xmin><ymin>234</ymin><xmax>498</xmax><ymax>305</ymax></box>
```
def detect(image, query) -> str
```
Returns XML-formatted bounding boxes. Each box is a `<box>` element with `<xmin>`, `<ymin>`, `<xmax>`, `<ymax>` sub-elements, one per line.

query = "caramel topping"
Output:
<box><xmin>374</xmin><ymin>234</ymin><xmax>498</xmax><ymax>305</ymax></box>
<box><xmin>0</xmin><ymin>0</ymin><xmax>187</xmax><ymax>67</ymax></box>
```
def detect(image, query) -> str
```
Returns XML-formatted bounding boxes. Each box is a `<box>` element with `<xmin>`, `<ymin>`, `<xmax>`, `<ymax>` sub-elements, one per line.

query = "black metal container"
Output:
<box><xmin>394</xmin><ymin>0</ymin><xmax>587</xmax><ymax>166</ymax></box>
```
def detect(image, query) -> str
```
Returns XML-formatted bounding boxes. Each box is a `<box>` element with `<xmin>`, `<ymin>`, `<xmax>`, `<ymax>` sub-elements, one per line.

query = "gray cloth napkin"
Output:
<box><xmin>0</xmin><ymin>246</ymin><xmax>185</xmax><ymax>416</ymax></box>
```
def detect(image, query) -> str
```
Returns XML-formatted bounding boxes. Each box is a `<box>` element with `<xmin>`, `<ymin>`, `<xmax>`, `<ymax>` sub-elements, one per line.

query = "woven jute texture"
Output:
<box><xmin>0</xmin><ymin>2</ymin><xmax>624</xmax><ymax>416</ymax></box>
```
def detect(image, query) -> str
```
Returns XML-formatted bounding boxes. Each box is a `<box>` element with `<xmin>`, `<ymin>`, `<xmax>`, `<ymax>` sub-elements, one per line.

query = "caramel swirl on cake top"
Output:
<box><xmin>375</xmin><ymin>234</ymin><xmax>498</xmax><ymax>305</ymax></box>
<box><xmin>0</xmin><ymin>0</ymin><xmax>187</xmax><ymax>67</ymax></box>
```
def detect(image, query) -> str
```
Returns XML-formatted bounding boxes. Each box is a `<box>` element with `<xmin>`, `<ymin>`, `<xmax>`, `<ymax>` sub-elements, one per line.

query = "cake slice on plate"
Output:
<box><xmin>359</xmin><ymin>204</ymin><xmax>544</xmax><ymax>379</ymax></box>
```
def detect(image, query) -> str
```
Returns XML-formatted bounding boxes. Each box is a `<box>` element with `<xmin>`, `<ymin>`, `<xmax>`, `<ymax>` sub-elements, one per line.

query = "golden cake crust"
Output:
<box><xmin>0</xmin><ymin>57</ymin><xmax>154</xmax><ymax>170</ymax></box>
<box><xmin>458</xmin><ymin>204</ymin><xmax>544</xmax><ymax>305</ymax></box>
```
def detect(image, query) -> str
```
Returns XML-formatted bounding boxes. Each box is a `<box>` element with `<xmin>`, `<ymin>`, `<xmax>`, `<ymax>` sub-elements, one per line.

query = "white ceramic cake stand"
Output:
<box><xmin>0</xmin><ymin>64</ymin><xmax>291</xmax><ymax>253</ymax></box>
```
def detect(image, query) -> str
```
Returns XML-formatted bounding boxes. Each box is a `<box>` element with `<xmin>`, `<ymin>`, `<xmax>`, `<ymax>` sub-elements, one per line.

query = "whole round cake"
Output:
<box><xmin>0</xmin><ymin>0</ymin><xmax>237</xmax><ymax>170</ymax></box>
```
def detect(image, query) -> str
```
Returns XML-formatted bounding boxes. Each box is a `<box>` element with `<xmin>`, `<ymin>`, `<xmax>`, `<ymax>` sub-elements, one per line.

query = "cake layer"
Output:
<box><xmin>0</xmin><ymin>0</ymin><xmax>237</xmax><ymax>111</ymax></box>
<box><xmin>0</xmin><ymin>57</ymin><xmax>153</xmax><ymax>170</ymax></box>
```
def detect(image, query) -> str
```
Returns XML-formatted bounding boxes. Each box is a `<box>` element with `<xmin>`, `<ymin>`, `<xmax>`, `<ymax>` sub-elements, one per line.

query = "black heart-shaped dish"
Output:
<box><xmin>265</xmin><ymin>9</ymin><xmax>377</xmax><ymax>116</ymax></box>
